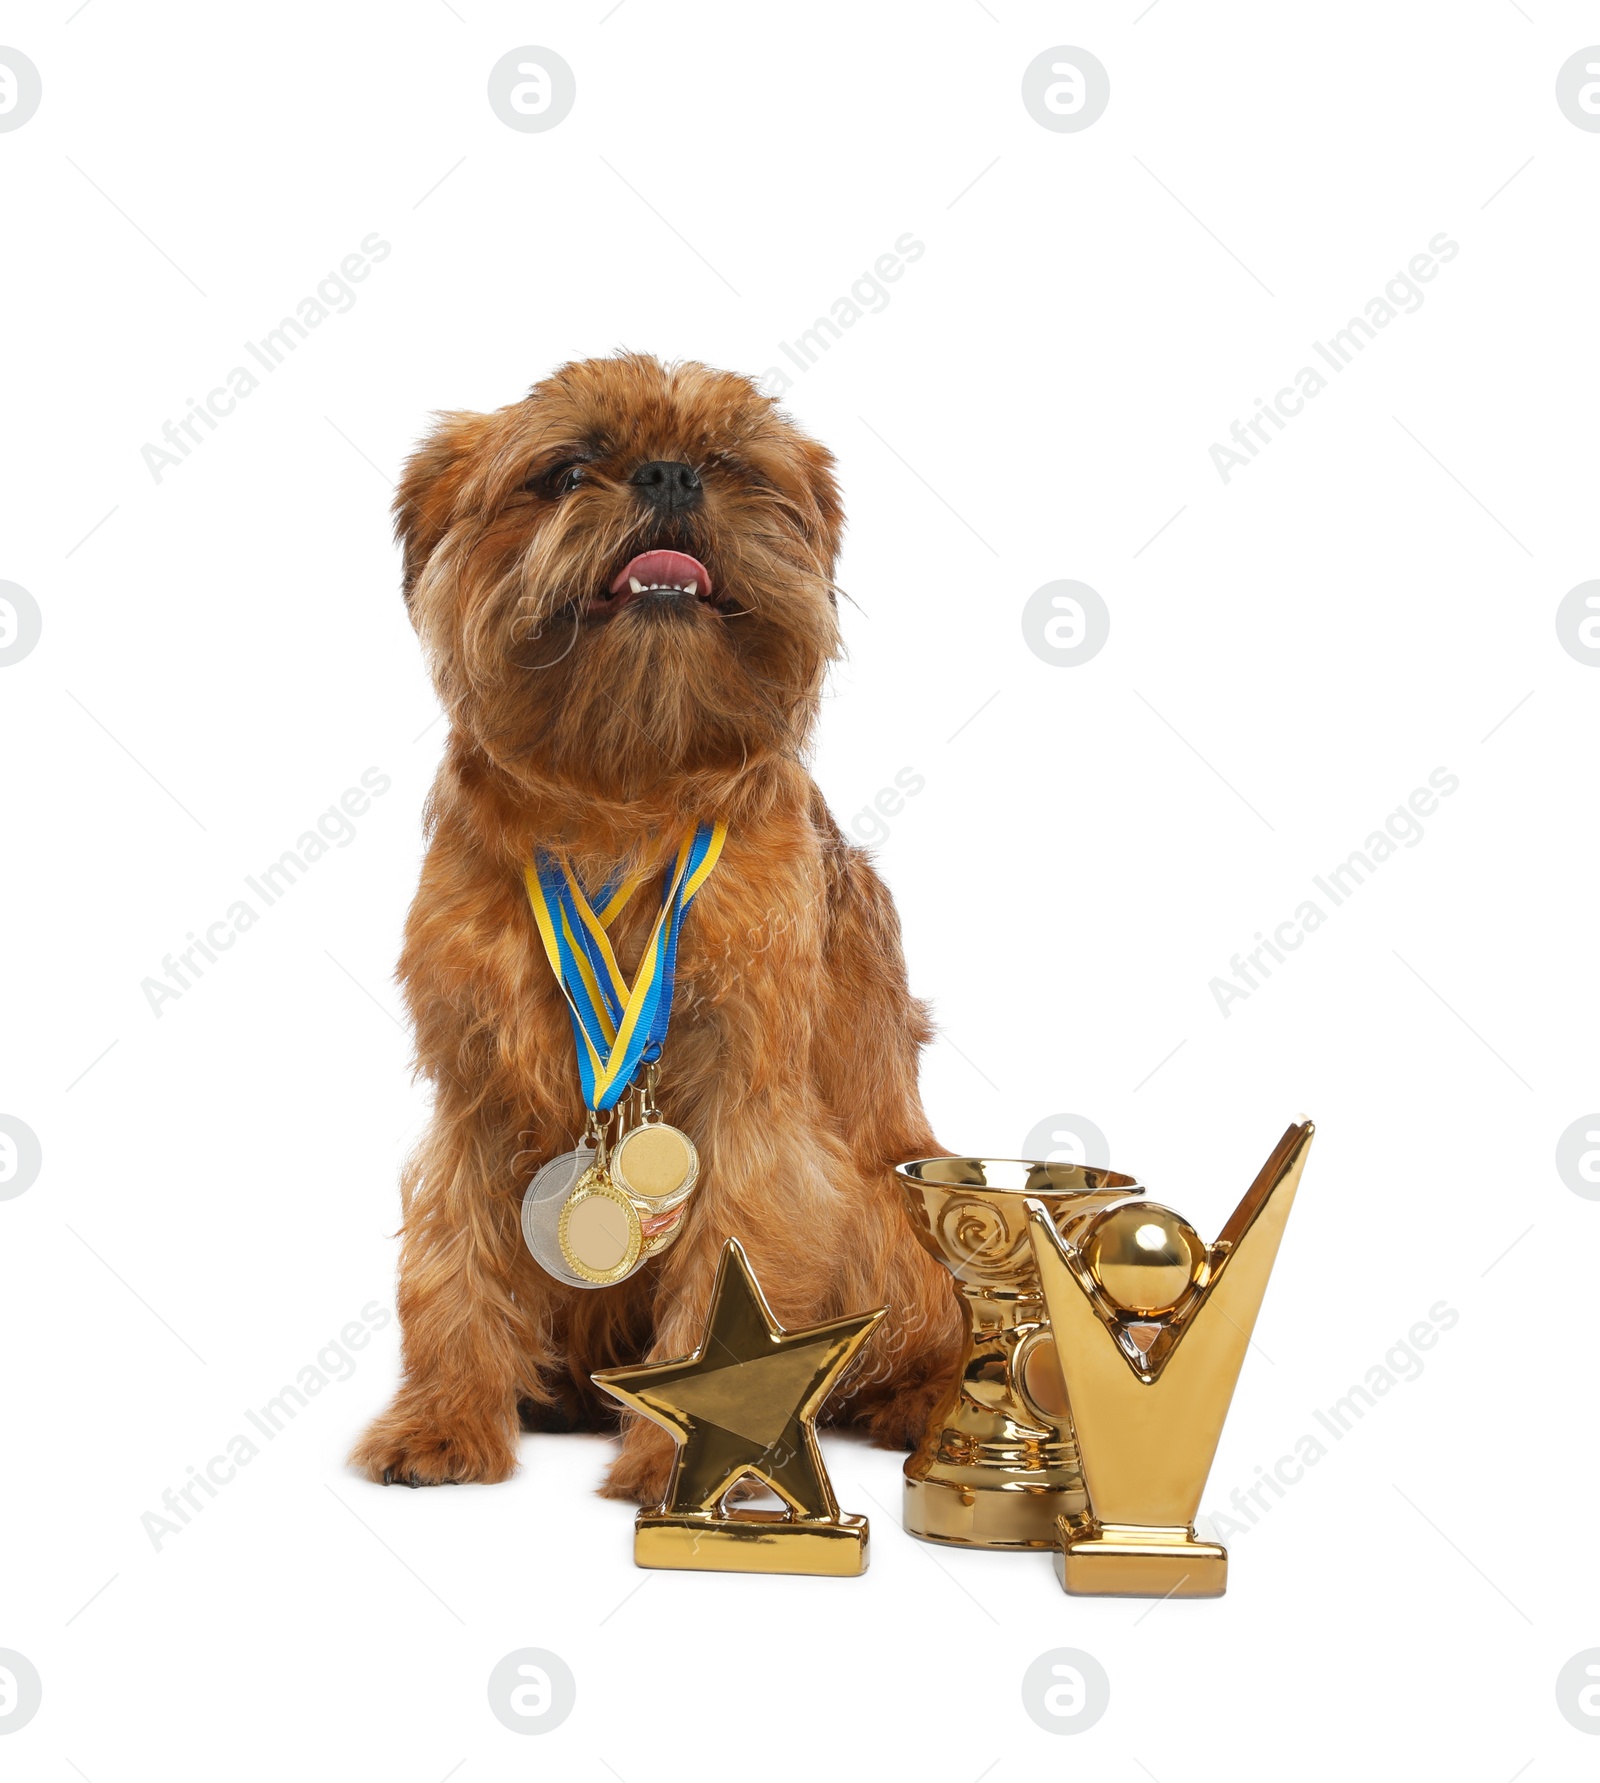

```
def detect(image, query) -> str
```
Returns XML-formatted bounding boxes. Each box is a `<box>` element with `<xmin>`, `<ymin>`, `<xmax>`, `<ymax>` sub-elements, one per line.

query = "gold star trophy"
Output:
<box><xmin>1026</xmin><ymin>1118</ymin><xmax>1315</xmax><ymax>1597</ymax></box>
<box><xmin>591</xmin><ymin>1239</ymin><xmax>885</xmax><ymax>1577</ymax></box>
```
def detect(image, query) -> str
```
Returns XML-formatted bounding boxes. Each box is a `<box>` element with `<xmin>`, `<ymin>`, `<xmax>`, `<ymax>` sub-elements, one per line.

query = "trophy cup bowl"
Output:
<box><xmin>897</xmin><ymin>1156</ymin><xmax>1145</xmax><ymax>1550</ymax></box>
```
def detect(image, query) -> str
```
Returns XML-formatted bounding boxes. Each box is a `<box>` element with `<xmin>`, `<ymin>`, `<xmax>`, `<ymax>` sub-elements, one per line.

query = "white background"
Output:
<box><xmin>2</xmin><ymin>2</ymin><xmax>1596</xmax><ymax>1776</ymax></box>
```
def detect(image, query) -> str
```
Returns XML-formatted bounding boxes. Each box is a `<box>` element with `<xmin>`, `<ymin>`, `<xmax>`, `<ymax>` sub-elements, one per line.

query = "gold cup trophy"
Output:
<box><xmin>899</xmin><ymin>1119</ymin><xmax>1313</xmax><ymax>1595</ymax></box>
<box><xmin>896</xmin><ymin>1156</ymin><xmax>1145</xmax><ymax>1549</ymax></box>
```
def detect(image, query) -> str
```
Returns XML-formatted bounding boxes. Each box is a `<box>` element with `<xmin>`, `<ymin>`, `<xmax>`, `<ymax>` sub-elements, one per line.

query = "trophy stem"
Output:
<box><xmin>902</xmin><ymin>1283</ymin><xmax>1091</xmax><ymax>1550</ymax></box>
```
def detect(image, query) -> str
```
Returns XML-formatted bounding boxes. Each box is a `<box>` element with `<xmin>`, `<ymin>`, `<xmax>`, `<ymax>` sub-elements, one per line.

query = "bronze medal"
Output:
<box><xmin>639</xmin><ymin>1197</ymin><xmax>690</xmax><ymax>1258</ymax></box>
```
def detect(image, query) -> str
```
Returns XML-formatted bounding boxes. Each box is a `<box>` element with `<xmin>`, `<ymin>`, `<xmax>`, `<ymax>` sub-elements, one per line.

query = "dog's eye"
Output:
<box><xmin>709</xmin><ymin>451</ymin><xmax>772</xmax><ymax>490</ymax></box>
<box><xmin>528</xmin><ymin>461</ymin><xmax>588</xmax><ymax>497</ymax></box>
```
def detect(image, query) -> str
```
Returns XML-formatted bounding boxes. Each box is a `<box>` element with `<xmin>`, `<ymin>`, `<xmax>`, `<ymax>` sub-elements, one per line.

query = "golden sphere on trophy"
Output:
<box><xmin>1082</xmin><ymin>1203</ymin><xmax>1206</xmax><ymax>1316</ymax></box>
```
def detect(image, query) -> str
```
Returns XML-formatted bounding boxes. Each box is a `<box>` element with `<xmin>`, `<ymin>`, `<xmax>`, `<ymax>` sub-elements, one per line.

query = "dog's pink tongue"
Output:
<box><xmin>608</xmin><ymin>549</ymin><xmax>713</xmax><ymax>599</ymax></box>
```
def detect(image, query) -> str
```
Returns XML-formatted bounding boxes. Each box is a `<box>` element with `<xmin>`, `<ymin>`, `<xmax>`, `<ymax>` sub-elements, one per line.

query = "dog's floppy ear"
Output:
<box><xmin>793</xmin><ymin>432</ymin><xmax>845</xmax><ymax>572</ymax></box>
<box><xmin>394</xmin><ymin>411</ymin><xmax>484</xmax><ymax>603</ymax></box>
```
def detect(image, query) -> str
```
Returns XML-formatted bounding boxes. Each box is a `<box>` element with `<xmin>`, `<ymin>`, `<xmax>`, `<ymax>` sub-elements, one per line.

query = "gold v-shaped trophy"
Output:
<box><xmin>900</xmin><ymin>1119</ymin><xmax>1313</xmax><ymax>1596</ymax></box>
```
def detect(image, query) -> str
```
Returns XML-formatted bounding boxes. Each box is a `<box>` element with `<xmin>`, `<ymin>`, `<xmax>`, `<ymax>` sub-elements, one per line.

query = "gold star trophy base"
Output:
<box><xmin>1055</xmin><ymin>1520</ymin><xmax>1227</xmax><ymax>1597</ymax></box>
<box><xmin>634</xmin><ymin>1508</ymin><xmax>869</xmax><ymax>1577</ymax></box>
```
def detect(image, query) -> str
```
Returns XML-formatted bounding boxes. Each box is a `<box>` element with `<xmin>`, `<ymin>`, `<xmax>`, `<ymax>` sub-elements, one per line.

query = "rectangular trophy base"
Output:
<box><xmin>634</xmin><ymin>1509</ymin><xmax>869</xmax><ymax>1577</ymax></box>
<box><xmin>1055</xmin><ymin>1521</ymin><xmax>1228</xmax><ymax>1598</ymax></box>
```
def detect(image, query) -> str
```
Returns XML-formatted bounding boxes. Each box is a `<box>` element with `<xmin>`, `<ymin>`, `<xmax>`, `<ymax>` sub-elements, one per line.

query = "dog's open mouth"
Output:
<box><xmin>596</xmin><ymin>549</ymin><xmax>715</xmax><ymax>614</ymax></box>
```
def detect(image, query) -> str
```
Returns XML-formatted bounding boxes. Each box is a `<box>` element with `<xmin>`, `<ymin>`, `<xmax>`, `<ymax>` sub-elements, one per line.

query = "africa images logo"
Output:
<box><xmin>139</xmin><ymin>235</ymin><xmax>391</xmax><ymax>483</ymax></box>
<box><xmin>1210</xmin><ymin>767</ymin><xmax>1458</xmax><ymax>1017</ymax></box>
<box><xmin>1209</xmin><ymin>233</ymin><xmax>1459</xmax><ymax>484</ymax></box>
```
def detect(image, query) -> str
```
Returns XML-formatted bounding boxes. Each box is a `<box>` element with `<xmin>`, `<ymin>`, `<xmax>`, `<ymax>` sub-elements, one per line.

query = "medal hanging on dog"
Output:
<box><xmin>526</xmin><ymin>829</ymin><xmax>721</xmax><ymax>1283</ymax></box>
<box><xmin>519</xmin><ymin>1142</ymin><xmax>597</xmax><ymax>1289</ymax></box>
<box><xmin>613</xmin><ymin>1064</ymin><xmax>699</xmax><ymax>1202</ymax></box>
<box><xmin>520</xmin><ymin>822</ymin><xmax>724</xmax><ymax>1288</ymax></box>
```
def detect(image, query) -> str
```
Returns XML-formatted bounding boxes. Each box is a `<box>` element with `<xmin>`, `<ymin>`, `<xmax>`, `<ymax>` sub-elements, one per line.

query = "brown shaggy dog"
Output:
<box><xmin>351</xmin><ymin>353</ymin><xmax>962</xmax><ymax>1501</ymax></box>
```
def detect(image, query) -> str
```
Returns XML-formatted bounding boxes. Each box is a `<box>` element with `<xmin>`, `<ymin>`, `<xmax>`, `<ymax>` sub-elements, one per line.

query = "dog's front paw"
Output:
<box><xmin>600</xmin><ymin>1424</ymin><xmax>678</xmax><ymax>1506</ymax></box>
<box><xmin>351</xmin><ymin>1401</ymin><xmax>518</xmax><ymax>1487</ymax></box>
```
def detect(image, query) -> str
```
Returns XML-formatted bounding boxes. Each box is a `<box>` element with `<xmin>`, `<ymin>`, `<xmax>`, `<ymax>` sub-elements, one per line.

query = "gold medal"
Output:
<box><xmin>613</xmin><ymin>1119</ymin><xmax>699</xmax><ymax>1203</ymax></box>
<box><xmin>611</xmin><ymin>1062</ymin><xmax>699</xmax><ymax>1209</ymax></box>
<box><xmin>558</xmin><ymin>1166</ymin><xmax>644</xmax><ymax>1286</ymax></box>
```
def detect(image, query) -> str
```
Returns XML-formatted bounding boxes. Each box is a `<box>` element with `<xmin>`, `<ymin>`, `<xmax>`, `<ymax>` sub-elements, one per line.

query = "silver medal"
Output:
<box><xmin>520</xmin><ymin>1146</ymin><xmax>597</xmax><ymax>1288</ymax></box>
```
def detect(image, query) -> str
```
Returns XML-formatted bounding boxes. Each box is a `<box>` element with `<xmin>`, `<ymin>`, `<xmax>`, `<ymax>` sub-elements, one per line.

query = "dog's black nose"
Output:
<box><xmin>631</xmin><ymin>460</ymin><xmax>702</xmax><ymax>513</ymax></box>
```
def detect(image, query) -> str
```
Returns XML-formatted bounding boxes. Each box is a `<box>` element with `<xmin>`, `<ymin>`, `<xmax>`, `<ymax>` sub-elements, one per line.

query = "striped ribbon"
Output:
<box><xmin>523</xmin><ymin>823</ymin><xmax>726</xmax><ymax>1112</ymax></box>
